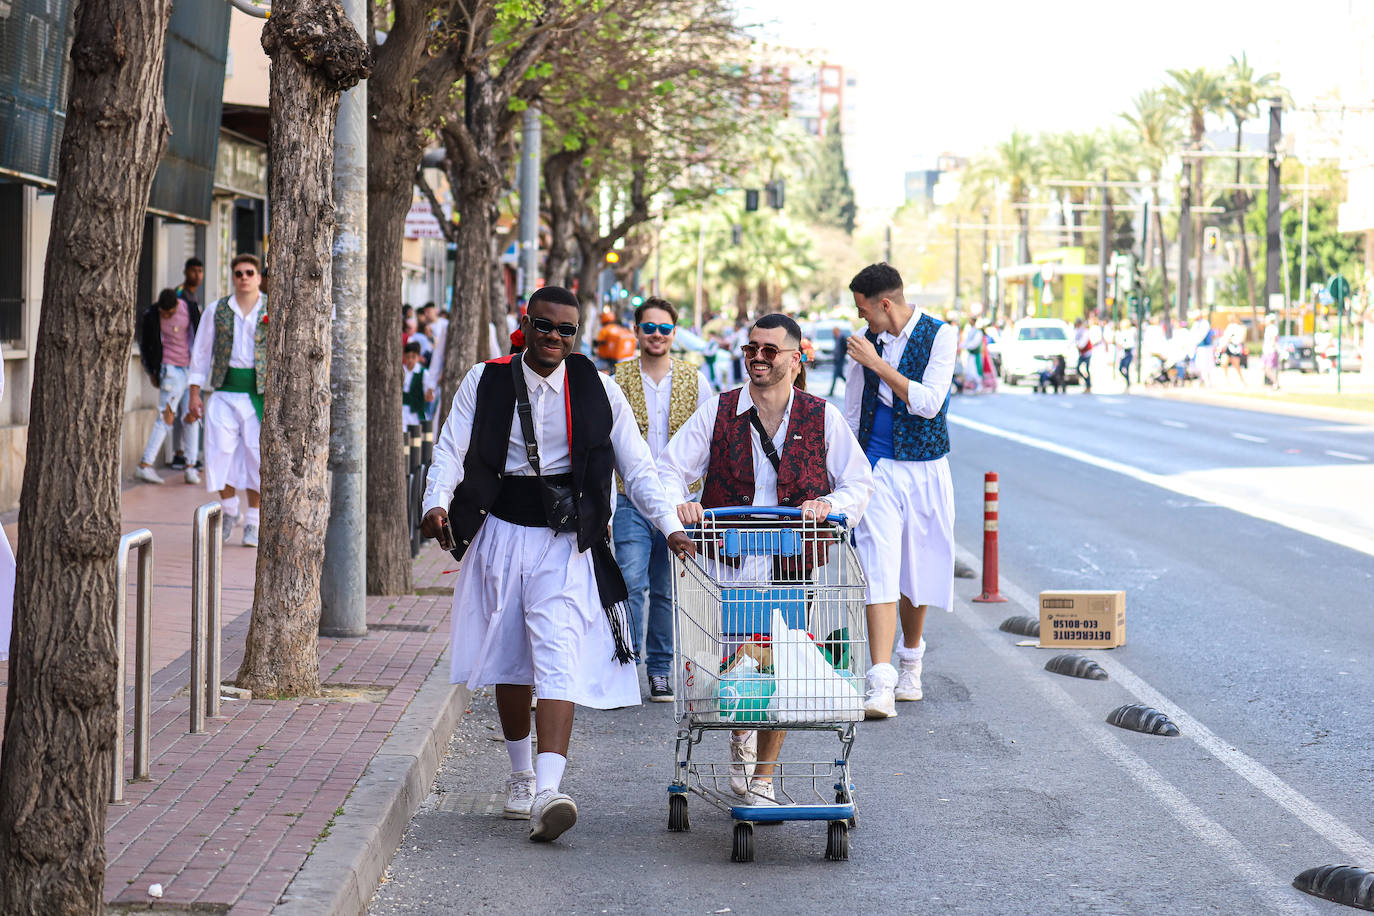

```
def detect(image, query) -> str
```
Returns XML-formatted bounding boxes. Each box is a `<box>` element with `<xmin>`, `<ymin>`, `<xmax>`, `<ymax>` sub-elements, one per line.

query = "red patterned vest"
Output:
<box><xmin>700</xmin><ymin>387</ymin><xmax>828</xmax><ymax>510</ymax></box>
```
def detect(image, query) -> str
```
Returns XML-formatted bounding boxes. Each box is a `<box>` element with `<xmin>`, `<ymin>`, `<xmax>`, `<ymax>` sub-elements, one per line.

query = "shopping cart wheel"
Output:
<box><xmin>825</xmin><ymin>821</ymin><xmax>849</xmax><ymax>861</ymax></box>
<box><xmin>731</xmin><ymin>822</ymin><xmax>754</xmax><ymax>863</ymax></box>
<box><xmin>668</xmin><ymin>794</ymin><xmax>689</xmax><ymax>832</ymax></box>
<box><xmin>835</xmin><ymin>788</ymin><xmax>859</xmax><ymax>830</ymax></box>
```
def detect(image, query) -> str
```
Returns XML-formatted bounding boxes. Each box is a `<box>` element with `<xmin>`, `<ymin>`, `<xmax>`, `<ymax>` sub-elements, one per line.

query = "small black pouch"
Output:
<box><xmin>511</xmin><ymin>357</ymin><xmax>578</xmax><ymax>533</ymax></box>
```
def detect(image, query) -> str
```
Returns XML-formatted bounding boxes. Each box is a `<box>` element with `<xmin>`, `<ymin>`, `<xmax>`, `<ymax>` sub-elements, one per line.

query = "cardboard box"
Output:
<box><xmin>1038</xmin><ymin>590</ymin><xmax>1126</xmax><ymax>648</ymax></box>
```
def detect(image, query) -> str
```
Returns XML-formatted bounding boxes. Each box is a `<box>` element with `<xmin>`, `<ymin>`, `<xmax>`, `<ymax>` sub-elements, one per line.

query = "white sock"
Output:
<box><xmin>505</xmin><ymin>736</ymin><xmax>532</xmax><ymax>774</ymax></box>
<box><xmin>535</xmin><ymin>752</ymin><xmax>566</xmax><ymax>794</ymax></box>
<box><xmin>896</xmin><ymin>638</ymin><xmax>926</xmax><ymax>664</ymax></box>
<box><xmin>244</xmin><ymin>506</ymin><xmax>260</xmax><ymax>526</ymax></box>
<box><xmin>221</xmin><ymin>496</ymin><xmax>240</xmax><ymax>518</ymax></box>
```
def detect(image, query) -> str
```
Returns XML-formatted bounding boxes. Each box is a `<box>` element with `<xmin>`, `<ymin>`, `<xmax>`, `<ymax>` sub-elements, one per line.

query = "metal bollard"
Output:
<box><xmin>420</xmin><ymin>417</ymin><xmax>434</xmax><ymax>465</ymax></box>
<box><xmin>971</xmin><ymin>472</ymin><xmax>1008</xmax><ymax>604</ymax></box>
<box><xmin>113</xmin><ymin>529</ymin><xmax>154</xmax><ymax>803</ymax></box>
<box><xmin>191</xmin><ymin>502</ymin><xmax>224</xmax><ymax>734</ymax></box>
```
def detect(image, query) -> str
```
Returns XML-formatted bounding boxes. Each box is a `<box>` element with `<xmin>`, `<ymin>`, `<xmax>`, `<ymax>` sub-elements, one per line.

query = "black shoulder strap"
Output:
<box><xmin>510</xmin><ymin>356</ymin><xmax>543</xmax><ymax>476</ymax></box>
<box><xmin>747</xmin><ymin>407</ymin><xmax>782</xmax><ymax>473</ymax></box>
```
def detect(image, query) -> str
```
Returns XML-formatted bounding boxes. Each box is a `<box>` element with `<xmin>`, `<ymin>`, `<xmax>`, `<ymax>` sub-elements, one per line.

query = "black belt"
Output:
<box><xmin>490</xmin><ymin>473</ymin><xmax>574</xmax><ymax>528</ymax></box>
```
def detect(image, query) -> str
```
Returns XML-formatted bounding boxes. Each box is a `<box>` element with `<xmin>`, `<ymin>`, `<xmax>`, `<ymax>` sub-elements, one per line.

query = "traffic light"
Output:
<box><xmin>1204</xmin><ymin>227</ymin><xmax>1220</xmax><ymax>251</ymax></box>
<box><xmin>766</xmin><ymin>180</ymin><xmax>785</xmax><ymax>209</ymax></box>
<box><xmin>605</xmin><ymin>251</ymin><xmax>620</xmax><ymax>264</ymax></box>
<box><xmin>744</xmin><ymin>189</ymin><xmax>759</xmax><ymax>212</ymax></box>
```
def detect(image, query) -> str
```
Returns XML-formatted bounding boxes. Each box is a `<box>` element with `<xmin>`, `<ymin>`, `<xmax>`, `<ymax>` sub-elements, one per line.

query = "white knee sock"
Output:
<box><xmin>896</xmin><ymin>638</ymin><xmax>926</xmax><ymax>664</ymax></box>
<box><xmin>535</xmin><ymin>752</ymin><xmax>566</xmax><ymax>794</ymax></box>
<box><xmin>221</xmin><ymin>496</ymin><xmax>240</xmax><ymax>519</ymax></box>
<box><xmin>505</xmin><ymin>736</ymin><xmax>532</xmax><ymax>774</ymax></box>
<box><xmin>244</xmin><ymin>506</ymin><xmax>260</xmax><ymax>526</ymax></box>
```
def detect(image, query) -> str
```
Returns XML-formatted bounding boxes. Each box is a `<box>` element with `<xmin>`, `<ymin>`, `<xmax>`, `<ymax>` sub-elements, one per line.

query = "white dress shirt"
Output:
<box><xmin>188</xmin><ymin>294</ymin><xmax>264</xmax><ymax>388</ymax></box>
<box><xmin>632</xmin><ymin>364</ymin><xmax>714</xmax><ymax>458</ymax></box>
<box><xmin>844</xmin><ymin>308</ymin><xmax>957</xmax><ymax>431</ymax></box>
<box><xmin>423</xmin><ymin>357</ymin><xmax>683</xmax><ymax>538</ymax></box>
<box><xmin>658</xmin><ymin>385</ymin><xmax>873</xmax><ymax>525</ymax></box>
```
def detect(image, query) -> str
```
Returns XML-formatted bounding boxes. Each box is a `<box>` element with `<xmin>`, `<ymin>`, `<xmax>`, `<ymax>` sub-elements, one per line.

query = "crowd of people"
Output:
<box><xmin>418</xmin><ymin>262</ymin><xmax>957</xmax><ymax>845</ymax></box>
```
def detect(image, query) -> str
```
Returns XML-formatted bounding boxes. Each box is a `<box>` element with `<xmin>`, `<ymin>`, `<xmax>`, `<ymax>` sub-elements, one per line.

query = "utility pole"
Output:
<box><xmin>519</xmin><ymin>106</ymin><xmax>541</xmax><ymax>297</ymax></box>
<box><xmin>320</xmin><ymin>0</ymin><xmax>368</xmax><ymax>637</ymax></box>
<box><xmin>953</xmin><ymin>226</ymin><xmax>961</xmax><ymax>313</ymax></box>
<box><xmin>1177</xmin><ymin>171</ymin><xmax>1191</xmax><ymax>326</ymax></box>
<box><xmin>980</xmin><ymin>209</ymin><xmax>990</xmax><ymax>312</ymax></box>
<box><xmin>1299</xmin><ymin>161</ymin><xmax>1310</xmax><ymax>334</ymax></box>
<box><xmin>1265</xmin><ymin>98</ymin><xmax>1283</xmax><ymax>312</ymax></box>
<box><xmin>884</xmin><ymin>224</ymin><xmax>892</xmax><ymax>263</ymax></box>
<box><xmin>1096</xmin><ymin>168</ymin><xmax>1110</xmax><ymax>319</ymax></box>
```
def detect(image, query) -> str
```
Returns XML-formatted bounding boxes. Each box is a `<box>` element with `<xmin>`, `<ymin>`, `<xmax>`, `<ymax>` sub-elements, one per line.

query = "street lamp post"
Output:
<box><xmin>981</xmin><ymin>209</ymin><xmax>990</xmax><ymax>316</ymax></box>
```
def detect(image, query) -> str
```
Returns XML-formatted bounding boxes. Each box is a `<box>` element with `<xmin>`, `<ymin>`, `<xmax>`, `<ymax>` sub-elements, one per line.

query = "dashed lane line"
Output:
<box><xmin>954</xmin><ymin>542</ymin><xmax>1374</xmax><ymax>871</ymax></box>
<box><xmin>947</xmin><ymin>413</ymin><xmax>1374</xmax><ymax>560</ymax></box>
<box><xmin>1325</xmin><ymin>449</ymin><xmax>1369</xmax><ymax>462</ymax></box>
<box><xmin>1161</xmin><ymin>419</ymin><xmax>1189</xmax><ymax>428</ymax></box>
<box><xmin>1232</xmin><ymin>432</ymin><xmax>1269</xmax><ymax>443</ymax></box>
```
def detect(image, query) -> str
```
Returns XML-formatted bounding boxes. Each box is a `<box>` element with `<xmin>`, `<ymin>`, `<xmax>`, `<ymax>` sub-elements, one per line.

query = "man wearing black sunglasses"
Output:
<box><xmin>610</xmin><ymin>298</ymin><xmax>712</xmax><ymax>704</ymax></box>
<box><xmin>420</xmin><ymin>286</ymin><xmax>695</xmax><ymax>844</ymax></box>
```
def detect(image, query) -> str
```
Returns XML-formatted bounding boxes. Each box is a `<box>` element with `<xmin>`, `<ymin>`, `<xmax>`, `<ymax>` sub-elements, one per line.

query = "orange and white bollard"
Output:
<box><xmin>972</xmin><ymin>471</ymin><xmax>1008</xmax><ymax>603</ymax></box>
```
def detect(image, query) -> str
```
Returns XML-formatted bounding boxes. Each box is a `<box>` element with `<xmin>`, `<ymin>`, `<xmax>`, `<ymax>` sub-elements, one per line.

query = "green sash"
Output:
<box><xmin>220</xmin><ymin>367</ymin><xmax>263</xmax><ymax>420</ymax></box>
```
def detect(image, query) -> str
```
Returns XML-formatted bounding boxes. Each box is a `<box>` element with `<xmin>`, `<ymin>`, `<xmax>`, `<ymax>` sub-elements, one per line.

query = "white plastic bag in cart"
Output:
<box><xmin>767</xmin><ymin>609</ymin><xmax>864</xmax><ymax>723</ymax></box>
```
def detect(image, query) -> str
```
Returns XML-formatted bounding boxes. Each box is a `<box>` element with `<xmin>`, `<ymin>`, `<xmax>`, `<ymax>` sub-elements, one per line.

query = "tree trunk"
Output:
<box><xmin>237</xmin><ymin>0</ymin><xmax>369</xmax><ymax>697</ymax></box>
<box><xmin>363</xmin><ymin>3</ymin><xmax>431</xmax><ymax>595</ymax></box>
<box><xmin>1193</xmin><ymin>157</ymin><xmax>1206</xmax><ymax>315</ymax></box>
<box><xmin>0</xmin><ymin>1</ymin><xmax>172</xmax><ymax>910</ymax></box>
<box><xmin>575</xmin><ymin>242</ymin><xmax>602</xmax><ymax>340</ymax></box>
<box><xmin>543</xmin><ymin>149</ymin><xmax>582</xmax><ymax>287</ymax></box>
<box><xmin>1153</xmin><ymin>182</ymin><xmax>1170</xmax><ymax>308</ymax></box>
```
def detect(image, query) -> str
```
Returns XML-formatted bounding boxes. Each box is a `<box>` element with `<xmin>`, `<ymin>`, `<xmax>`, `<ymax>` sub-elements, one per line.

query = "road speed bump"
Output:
<box><xmin>1106</xmin><ymin>704</ymin><xmax>1180</xmax><ymax>737</ymax></box>
<box><xmin>998</xmin><ymin>615</ymin><xmax>1040</xmax><ymax>638</ymax></box>
<box><xmin>1044</xmin><ymin>654</ymin><xmax>1108</xmax><ymax>681</ymax></box>
<box><xmin>1292</xmin><ymin>864</ymin><xmax>1374</xmax><ymax>910</ymax></box>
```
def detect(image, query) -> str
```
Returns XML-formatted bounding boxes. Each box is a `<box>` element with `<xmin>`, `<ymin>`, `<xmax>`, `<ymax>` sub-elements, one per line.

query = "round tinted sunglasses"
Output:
<box><xmin>741</xmin><ymin>343</ymin><xmax>797</xmax><ymax>362</ymax></box>
<box><xmin>529</xmin><ymin>315</ymin><xmax>578</xmax><ymax>338</ymax></box>
<box><xmin>637</xmin><ymin>322</ymin><xmax>675</xmax><ymax>336</ymax></box>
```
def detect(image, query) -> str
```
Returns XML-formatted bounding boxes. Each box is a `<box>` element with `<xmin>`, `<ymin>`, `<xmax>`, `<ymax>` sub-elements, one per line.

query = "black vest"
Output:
<box><xmin>446</xmin><ymin>353</ymin><xmax>616</xmax><ymax>562</ymax></box>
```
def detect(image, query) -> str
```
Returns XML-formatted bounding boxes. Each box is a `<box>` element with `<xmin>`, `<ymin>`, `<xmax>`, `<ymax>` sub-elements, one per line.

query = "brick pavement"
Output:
<box><xmin>0</xmin><ymin>473</ymin><xmax>458</xmax><ymax>914</ymax></box>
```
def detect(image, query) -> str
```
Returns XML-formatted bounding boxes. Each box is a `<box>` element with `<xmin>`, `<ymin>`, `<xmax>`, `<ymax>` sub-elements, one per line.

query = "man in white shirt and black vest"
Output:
<box><xmin>420</xmin><ymin>286</ymin><xmax>694</xmax><ymax>843</ymax></box>
<box><xmin>658</xmin><ymin>313</ymin><xmax>873</xmax><ymax>807</ymax></box>
<box><xmin>611</xmin><ymin>297</ymin><xmax>712</xmax><ymax>703</ymax></box>
<box><xmin>844</xmin><ymin>263</ymin><xmax>958</xmax><ymax>717</ymax></box>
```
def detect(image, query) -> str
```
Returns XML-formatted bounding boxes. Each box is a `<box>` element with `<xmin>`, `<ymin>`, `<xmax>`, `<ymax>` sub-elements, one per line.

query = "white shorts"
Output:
<box><xmin>448</xmin><ymin>516</ymin><xmax>639</xmax><ymax>709</ymax></box>
<box><xmin>203</xmin><ymin>391</ymin><xmax>261</xmax><ymax>492</ymax></box>
<box><xmin>855</xmin><ymin>456</ymin><xmax>955</xmax><ymax>610</ymax></box>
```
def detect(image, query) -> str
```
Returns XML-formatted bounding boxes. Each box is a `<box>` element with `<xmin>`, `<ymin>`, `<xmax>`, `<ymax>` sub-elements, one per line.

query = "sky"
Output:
<box><xmin>739</xmin><ymin>0</ymin><xmax>1361</xmax><ymax>210</ymax></box>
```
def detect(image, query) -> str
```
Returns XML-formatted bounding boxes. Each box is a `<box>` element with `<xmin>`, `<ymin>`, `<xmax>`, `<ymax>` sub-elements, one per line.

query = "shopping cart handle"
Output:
<box><xmin>700</xmin><ymin>506</ymin><xmax>848</xmax><ymax>527</ymax></box>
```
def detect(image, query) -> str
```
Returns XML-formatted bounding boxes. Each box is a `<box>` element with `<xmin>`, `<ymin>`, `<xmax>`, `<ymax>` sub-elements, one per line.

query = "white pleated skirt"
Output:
<box><xmin>854</xmin><ymin>455</ymin><xmax>956</xmax><ymax>610</ymax></box>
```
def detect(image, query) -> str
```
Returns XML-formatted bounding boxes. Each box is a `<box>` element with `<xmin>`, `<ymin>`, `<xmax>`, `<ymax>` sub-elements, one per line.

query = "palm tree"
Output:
<box><xmin>1166</xmin><ymin>66</ymin><xmax>1227</xmax><ymax>314</ymax></box>
<box><xmin>1121</xmin><ymin>88</ymin><xmax>1181</xmax><ymax>306</ymax></box>
<box><xmin>1224</xmin><ymin>53</ymin><xmax>1285</xmax><ymax>319</ymax></box>
<box><xmin>1048</xmin><ymin>131</ymin><xmax>1107</xmax><ymax>248</ymax></box>
<box><xmin>969</xmin><ymin>130</ymin><xmax>1042</xmax><ymax>313</ymax></box>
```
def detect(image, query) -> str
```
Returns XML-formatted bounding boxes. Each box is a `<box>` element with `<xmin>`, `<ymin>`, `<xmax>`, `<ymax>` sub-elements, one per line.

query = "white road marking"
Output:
<box><xmin>955</xmin><ymin>543</ymin><xmax>1374</xmax><ymax>873</ymax></box>
<box><xmin>947</xmin><ymin>413</ymin><xmax>1374</xmax><ymax>560</ymax></box>
<box><xmin>1106</xmin><ymin>410</ymin><xmax>1127</xmax><ymax>418</ymax></box>
<box><xmin>1162</xmin><ymin>419</ymin><xmax>1189</xmax><ymax>429</ymax></box>
<box><xmin>950</xmin><ymin>571</ymin><xmax>1318</xmax><ymax>912</ymax></box>
<box><xmin>1232</xmin><ymin>433</ymin><xmax>1269</xmax><ymax>443</ymax></box>
<box><xmin>1325</xmin><ymin>449</ymin><xmax>1369</xmax><ymax>462</ymax></box>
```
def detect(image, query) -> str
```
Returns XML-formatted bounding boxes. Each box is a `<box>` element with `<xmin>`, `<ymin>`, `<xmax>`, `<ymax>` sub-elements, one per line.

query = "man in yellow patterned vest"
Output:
<box><xmin>186</xmin><ymin>253</ymin><xmax>269</xmax><ymax>548</ymax></box>
<box><xmin>611</xmin><ymin>298</ymin><xmax>712</xmax><ymax>702</ymax></box>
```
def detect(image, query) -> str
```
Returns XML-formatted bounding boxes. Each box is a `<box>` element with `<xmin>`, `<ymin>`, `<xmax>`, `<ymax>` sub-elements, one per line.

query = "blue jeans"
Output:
<box><xmin>612</xmin><ymin>494</ymin><xmax>673</xmax><ymax>677</ymax></box>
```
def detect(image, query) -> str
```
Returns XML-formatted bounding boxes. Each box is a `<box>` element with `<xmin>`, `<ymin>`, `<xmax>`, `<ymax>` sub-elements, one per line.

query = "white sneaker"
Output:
<box><xmin>529</xmin><ymin>789</ymin><xmax>578</xmax><ymax>842</ymax></box>
<box><xmin>221</xmin><ymin>512</ymin><xmax>236</xmax><ymax>543</ymax></box>
<box><xmin>242</xmin><ymin>524</ymin><xmax>259</xmax><ymax>548</ymax></box>
<box><xmin>503</xmin><ymin>770</ymin><xmax>535</xmax><ymax>820</ymax></box>
<box><xmin>729</xmin><ymin>731</ymin><xmax>757</xmax><ymax>795</ymax></box>
<box><xmin>134</xmin><ymin>465</ymin><xmax>164</xmax><ymax>485</ymax></box>
<box><xmin>184</xmin><ymin>467</ymin><xmax>201</xmax><ymax>485</ymax></box>
<box><xmin>896</xmin><ymin>657</ymin><xmax>924</xmax><ymax>701</ymax></box>
<box><xmin>743</xmin><ymin>778</ymin><xmax>778</xmax><ymax>806</ymax></box>
<box><xmin>864</xmin><ymin>663</ymin><xmax>898</xmax><ymax>719</ymax></box>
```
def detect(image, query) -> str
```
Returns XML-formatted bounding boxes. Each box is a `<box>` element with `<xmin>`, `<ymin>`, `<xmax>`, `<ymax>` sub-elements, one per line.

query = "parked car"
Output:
<box><xmin>999</xmin><ymin>318</ymin><xmax>1078</xmax><ymax>386</ymax></box>
<box><xmin>1276</xmin><ymin>335</ymin><xmax>1317</xmax><ymax>373</ymax></box>
<box><xmin>1316</xmin><ymin>338</ymin><xmax>1364</xmax><ymax>373</ymax></box>
<box><xmin>803</xmin><ymin>319</ymin><xmax>856</xmax><ymax>357</ymax></box>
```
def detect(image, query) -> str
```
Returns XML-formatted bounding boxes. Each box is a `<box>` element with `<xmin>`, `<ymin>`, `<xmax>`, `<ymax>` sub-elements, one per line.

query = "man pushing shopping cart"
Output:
<box><xmin>656</xmin><ymin>313</ymin><xmax>874</xmax><ymax>860</ymax></box>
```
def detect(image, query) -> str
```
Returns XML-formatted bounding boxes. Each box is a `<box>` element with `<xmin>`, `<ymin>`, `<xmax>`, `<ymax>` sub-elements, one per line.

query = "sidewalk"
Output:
<box><xmin>0</xmin><ymin>473</ymin><xmax>460</xmax><ymax>915</ymax></box>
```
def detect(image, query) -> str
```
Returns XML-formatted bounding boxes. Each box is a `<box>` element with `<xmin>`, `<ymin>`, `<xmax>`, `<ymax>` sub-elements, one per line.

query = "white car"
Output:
<box><xmin>999</xmin><ymin>318</ymin><xmax>1079</xmax><ymax>386</ymax></box>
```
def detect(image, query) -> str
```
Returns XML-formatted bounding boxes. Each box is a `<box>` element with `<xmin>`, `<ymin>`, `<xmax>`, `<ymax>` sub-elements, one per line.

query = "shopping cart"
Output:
<box><xmin>667</xmin><ymin>507</ymin><xmax>869</xmax><ymax>862</ymax></box>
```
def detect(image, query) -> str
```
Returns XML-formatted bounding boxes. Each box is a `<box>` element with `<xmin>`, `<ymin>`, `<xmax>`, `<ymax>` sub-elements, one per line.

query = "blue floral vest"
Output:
<box><xmin>856</xmin><ymin>314</ymin><xmax>950</xmax><ymax>462</ymax></box>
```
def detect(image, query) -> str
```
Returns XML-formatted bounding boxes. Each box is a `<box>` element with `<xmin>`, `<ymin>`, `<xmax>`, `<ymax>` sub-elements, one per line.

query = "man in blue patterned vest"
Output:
<box><xmin>843</xmin><ymin>263</ymin><xmax>958</xmax><ymax>717</ymax></box>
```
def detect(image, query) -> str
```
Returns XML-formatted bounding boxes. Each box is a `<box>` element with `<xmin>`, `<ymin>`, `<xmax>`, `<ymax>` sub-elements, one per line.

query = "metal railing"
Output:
<box><xmin>113</xmin><ymin>529</ymin><xmax>154</xmax><ymax>804</ymax></box>
<box><xmin>190</xmin><ymin>502</ymin><xmax>223</xmax><ymax>734</ymax></box>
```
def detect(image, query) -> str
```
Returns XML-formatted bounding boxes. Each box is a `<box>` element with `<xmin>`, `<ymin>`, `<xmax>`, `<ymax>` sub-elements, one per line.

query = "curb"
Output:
<box><xmin>274</xmin><ymin>655</ymin><xmax>469</xmax><ymax>916</ymax></box>
<box><xmin>1131</xmin><ymin>385</ymin><xmax>1374</xmax><ymax>426</ymax></box>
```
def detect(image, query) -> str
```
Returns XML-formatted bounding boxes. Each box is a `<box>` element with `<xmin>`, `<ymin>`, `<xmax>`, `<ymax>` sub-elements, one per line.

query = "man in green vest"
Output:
<box><xmin>186</xmin><ymin>253</ymin><xmax>268</xmax><ymax>547</ymax></box>
<box><xmin>611</xmin><ymin>297</ymin><xmax>712</xmax><ymax>702</ymax></box>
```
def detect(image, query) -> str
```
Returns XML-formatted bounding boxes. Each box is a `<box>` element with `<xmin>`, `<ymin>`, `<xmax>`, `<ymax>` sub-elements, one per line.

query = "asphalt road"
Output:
<box><xmin>369</xmin><ymin>377</ymin><xmax>1374</xmax><ymax>916</ymax></box>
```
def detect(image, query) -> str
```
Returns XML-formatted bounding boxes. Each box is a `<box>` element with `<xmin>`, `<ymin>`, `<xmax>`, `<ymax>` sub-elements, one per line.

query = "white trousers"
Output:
<box><xmin>0</xmin><ymin>522</ymin><xmax>13</xmax><ymax>661</ymax></box>
<box><xmin>855</xmin><ymin>456</ymin><xmax>955</xmax><ymax>610</ymax></box>
<box><xmin>448</xmin><ymin>516</ymin><xmax>639</xmax><ymax>709</ymax></box>
<box><xmin>203</xmin><ymin>391</ymin><xmax>261</xmax><ymax>493</ymax></box>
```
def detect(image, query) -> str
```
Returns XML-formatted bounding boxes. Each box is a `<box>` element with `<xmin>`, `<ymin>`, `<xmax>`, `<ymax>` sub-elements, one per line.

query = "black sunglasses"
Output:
<box><xmin>637</xmin><ymin>322</ymin><xmax>675</xmax><ymax>336</ymax></box>
<box><xmin>234</xmin><ymin>269</ymin><xmax>257</xmax><ymax>278</ymax></box>
<box><xmin>530</xmin><ymin>315</ymin><xmax>578</xmax><ymax>338</ymax></box>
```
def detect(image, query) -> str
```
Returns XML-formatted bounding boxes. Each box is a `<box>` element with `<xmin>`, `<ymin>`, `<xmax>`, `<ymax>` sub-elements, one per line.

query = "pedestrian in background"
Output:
<box><xmin>401</xmin><ymin>339</ymin><xmax>435</xmax><ymax>428</ymax></box>
<box><xmin>828</xmin><ymin>324</ymin><xmax>850</xmax><ymax>397</ymax></box>
<box><xmin>1074</xmin><ymin>318</ymin><xmax>1093</xmax><ymax>393</ymax></box>
<box><xmin>171</xmin><ymin>257</ymin><xmax>205</xmax><ymax>472</ymax></box>
<box><xmin>610</xmin><ymin>297</ymin><xmax>712</xmax><ymax>703</ymax></box>
<box><xmin>1262</xmin><ymin>314</ymin><xmax>1281</xmax><ymax>388</ymax></box>
<box><xmin>1118</xmin><ymin>319</ymin><xmax>1135</xmax><ymax>390</ymax></box>
<box><xmin>1221</xmin><ymin>318</ymin><xmax>1247</xmax><ymax>386</ymax></box>
<box><xmin>135</xmin><ymin>288</ymin><xmax>202</xmax><ymax>485</ymax></box>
